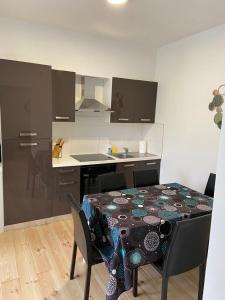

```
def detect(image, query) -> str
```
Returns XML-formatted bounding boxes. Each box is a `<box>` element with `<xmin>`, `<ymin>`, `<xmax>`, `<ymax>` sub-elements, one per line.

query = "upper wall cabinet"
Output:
<box><xmin>52</xmin><ymin>70</ymin><xmax>75</xmax><ymax>122</ymax></box>
<box><xmin>0</xmin><ymin>59</ymin><xmax>52</xmax><ymax>139</ymax></box>
<box><xmin>110</xmin><ymin>77</ymin><xmax>158</xmax><ymax>123</ymax></box>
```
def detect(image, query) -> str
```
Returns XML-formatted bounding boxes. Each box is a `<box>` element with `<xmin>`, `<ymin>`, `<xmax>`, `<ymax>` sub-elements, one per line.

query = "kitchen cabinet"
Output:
<box><xmin>0</xmin><ymin>59</ymin><xmax>52</xmax><ymax>139</ymax></box>
<box><xmin>116</xmin><ymin>159</ymin><xmax>161</xmax><ymax>188</ymax></box>
<box><xmin>52</xmin><ymin>70</ymin><xmax>75</xmax><ymax>122</ymax></box>
<box><xmin>2</xmin><ymin>139</ymin><xmax>52</xmax><ymax>225</ymax></box>
<box><xmin>52</xmin><ymin>167</ymin><xmax>80</xmax><ymax>216</ymax></box>
<box><xmin>110</xmin><ymin>77</ymin><xmax>158</xmax><ymax>123</ymax></box>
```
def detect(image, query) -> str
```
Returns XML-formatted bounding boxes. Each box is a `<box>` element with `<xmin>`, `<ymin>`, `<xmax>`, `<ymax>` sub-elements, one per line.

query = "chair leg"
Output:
<box><xmin>84</xmin><ymin>265</ymin><xmax>92</xmax><ymax>300</ymax></box>
<box><xmin>198</xmin><ymin>262</ymin><xmax>206</xmax><ymax>300</ymax></box>
<box><xmin>70</xmin><ymin>241</ymin><xmax>77</xmax><ymax>280</ymax></box>
<box><xmin>161</xmin><ymin>276</ymin><xmax>168</xmax><ymax>300</ymax></box>
<box><xmin>133</xmin><ymin>268</ymin><xmax>138</xmax><ymax>297</ymax></box>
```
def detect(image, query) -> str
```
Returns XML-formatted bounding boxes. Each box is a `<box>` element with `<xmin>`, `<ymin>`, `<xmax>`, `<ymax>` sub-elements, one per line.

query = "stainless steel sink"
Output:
<box><xmin>111</xmin><ymin>153</ymin><xmax>134</xmax><ymax>159</ymax></box>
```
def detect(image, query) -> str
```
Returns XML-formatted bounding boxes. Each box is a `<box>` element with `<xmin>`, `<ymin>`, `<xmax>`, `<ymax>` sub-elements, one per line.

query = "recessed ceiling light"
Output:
<box><xmin>107</xmin><ymin>0</ymin><xmax>128</xmax><ymax>5</ymax></box>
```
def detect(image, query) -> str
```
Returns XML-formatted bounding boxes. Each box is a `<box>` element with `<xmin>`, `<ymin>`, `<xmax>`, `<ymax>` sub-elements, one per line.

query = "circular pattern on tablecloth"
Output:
<box><xmin>132</xmin><ymin>208</ymin><xmax>148</xmax><ymax>218</ymax></box>
<box><xmin>162</xmin><ymin>189</ymin><xmax>177</xmax><ymax>196</ymax></box>
<box><xmin>119</xmin><ymin>227</ymin><xmax>130</xmax><ymax>238</ymax></box>
<box><xmin>164</xmin><ymin>204</ymin><xmax>177</xmax><ymax>212</ymax></box>
<box><xmin>145</xmin><ymin>206</ymin><xmax>160</xmax><ymax>213</ymax></box>
<box><xmin>197</xmin><ymin>204</ymin><xmax>212</xmax><ymax>211</ymax></box>
<box><xmin>159</xmin><ymin>210</ymin><xmax>180</xmax><ymax>220</ymax></box>
<box><xmin>113</xmin><ymin>197</ymin><xmax>129</xmax><ymax>205</ymax></box>
<box><xmin>132</xmin><ymin>199</ymin><xmax>144</xmax><ymax>205</ymax></box>
<box><xmin>118</xmin><ymin>214</ymin><xmax>128</xmax><ymax>220</ymax></box>
<box><xmin>184</xmin><ymin>199</ymin><xmax>199</xmax><ymax>207</ymax></box>
<box><xmin>105</xmin><ymin>203</ymin><xmax>118</xmax><ymax>210</ymax></box>
<box><xmin>139</xmin><ymin>189</ymin><xmax>149</xmax><ymax>194</ymax></box>
<box><xmin>108</xmin><ymin>191</ymin><xmax>122</xmax><ymax>197</ymax></box>
<box><xmin>155</xmin><ymin>184</ymin><xmax>167</xmax><ymax>190</ymax></box>
<box><xmin>143</xmin><ymin>215</ymin><xmax>161</xmax><ymax>225</ymax></box>
<box><xmin>106</xmin><ymin>275</ymin><xmax>117</xmax><ymax>296</ymax></box>
<box><xmin>128</xmin><ymin>249</ymin><xmax>145</xmax><ymax>267</ymax></box>
<box><xmin>174</xmin><ymin>203</ymin><xmax>183</xmax><ymax>208</ymax></box>
<box><xmin>159</xmin><ymin>195</ymin><xmax>170</xmax><ymax>201</ymax></box>
<box><xmin>88</xmin><ymin>197</ymin><xmax>98</xmax><ymax>202</ymax></box>
<box><xmin>144</xmin><ymin>231</ymin><xmax>160</xmax><ymax>252</ymax></box>
<box><xmin>107</xmin><ymin>217</ymin><xmax>119</xmax><ymax>229</ymax></box>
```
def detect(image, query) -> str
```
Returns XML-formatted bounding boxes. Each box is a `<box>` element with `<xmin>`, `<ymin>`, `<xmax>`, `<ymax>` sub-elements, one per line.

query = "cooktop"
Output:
<box><xmin>70</xmin><ymin>153</ymin><xmax>114</xmax><ymax>162</ymax></box>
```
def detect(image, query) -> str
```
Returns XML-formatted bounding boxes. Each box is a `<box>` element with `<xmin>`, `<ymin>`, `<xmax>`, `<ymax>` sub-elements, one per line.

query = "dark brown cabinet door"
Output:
<box><xmin>52</xmin><ymin>70</ymin><xmax>75</xmax><ymax>122</ymax></box>
<box><xmin>3</xmin><ymin>139</ymin><xmax>52</xmax><ymax>225</ymax></box>
<box><xmin>0</xmin><ymin>59</ymin><xmax>52</xmax><ymax>139</ymax></box>
<box><xmin>52</xmin><ymin>167</ymin><xmax>80</xmax><ymax>216</ymax></box>
<box><xmin>110</xmin><ymin>77</ymin><xmax>158</xmax><ymax>124</ymax></box>
<box><xmin>110</xmin><ymin>77</ymin><xmax>135</xmax><ymax>123</ymax></box>
<box><xmin>133</xmin><ymin>81</ymin><xmax>158</xmax><ymax>123</ymax></box>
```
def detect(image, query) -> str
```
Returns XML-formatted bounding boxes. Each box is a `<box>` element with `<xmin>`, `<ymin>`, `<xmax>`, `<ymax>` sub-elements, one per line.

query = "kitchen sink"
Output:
<box><xmin>111</xmin><ymin>153</ymin><xmax>135</xmax><ymax>159</ymax></box>
<box><xmin>111</xmin><ymin>152</ymin><xmax>156</xmax><ymax>159</ymax></box>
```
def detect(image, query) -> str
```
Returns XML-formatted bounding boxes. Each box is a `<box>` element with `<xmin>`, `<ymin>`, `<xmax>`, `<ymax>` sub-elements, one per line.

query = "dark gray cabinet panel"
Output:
<box><xmin>116</xmin><ymin>159</ymin><xmax>161</xmax><ymax>188</ymax></box>
<box><xmin>110</xmin><ymin>77</ymin><xmax>158</xmax><ymax>123</ymax></box>
<box><xmin>0</xmin><ymin>59</ymin><xmax>52</xmax><ymax>139</ymax></box>
<box><xmin>52</xmin><ymin>70</ymin><xmax>75</xmax><ymax>122</ymax></box>
<box><xmin>3</xmin><ymin>139</ymin><xmax>52</xmax><ymax>225</ymax></box>
<box><xmin>52</xmin><ymin>167</ymin><xmax>80</xmax><ymax>216</ymax></box>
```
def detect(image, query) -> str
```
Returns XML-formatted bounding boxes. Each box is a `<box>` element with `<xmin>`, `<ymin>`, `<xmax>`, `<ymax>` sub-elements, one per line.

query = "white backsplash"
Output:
<box><xmin>52</xmin><ymin>115</ymin><xmax>164</xmax><ymax>157</ymax></box>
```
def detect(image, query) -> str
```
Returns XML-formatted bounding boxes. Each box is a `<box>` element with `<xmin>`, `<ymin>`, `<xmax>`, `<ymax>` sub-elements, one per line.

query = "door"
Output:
<box><xmin>110</xmin><ymin>77</ymin><xmax>135</xmax><ymax>123</ymax></box>
<box><xmin>0</xmin><ymin>59</ymin><xmax>52</xmax><ymax>139</ymax></box>
<box><xmin>2</xmin><ymin>139</ymin><xmax>52</xmax><ymax>225</ymax></box>
<box><xmin>52</xmin><ymin>70</ymin><xmax>75</xmax><ymax>122</ymax></box>
<box><xmin>133</xmin><ymin>80</ymin><xmax>158</xmax><ymax>123</ymax></box>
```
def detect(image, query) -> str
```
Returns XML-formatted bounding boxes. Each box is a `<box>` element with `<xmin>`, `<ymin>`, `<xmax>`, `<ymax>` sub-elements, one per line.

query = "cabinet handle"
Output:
<box><xmin>140</xmin><ymin>118</ymin><xmax>151</xmax><ymax>122</ymax></box>
<box><xmin>146</xmin><ymin>162</ymin><xmax>157</xmax><ymax>165</ymax></box>
<box><xmin>59</xmin><ymin>169</ymin><xmax>75</xmax><ymax>174</ymax></box>
<box><xmin>59</xmin><ymin>180</ymin><xmax>76</xmax><ymax>186</ymax></box>
<box><xmin>19</xmin><ymin>142</ymin><xmax>38</xmax><ymax>147</ymax></box>
<box><xmin>19</xmin><ymin>132</ymin><xmax>37</xmax><ymax>137</ymax></box>
<box><xmin>118</xmin><ymin>118</ymin><xmax>129</xmax><ymax>121</ymax></box>
<box><xmin>55</xmin><ymin>116</ymin><xmax>70</xmax><ymax>120</ymax></box>
<box><xmin>124</xmin><ymin>164</ymin><xmax>135</xmax><ymax>168</ymax></box>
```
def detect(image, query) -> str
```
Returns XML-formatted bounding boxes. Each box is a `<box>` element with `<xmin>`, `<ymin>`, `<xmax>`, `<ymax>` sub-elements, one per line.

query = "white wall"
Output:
<box><xmin>203</xmin><ymin>104</ymin><xmax>225</xmax><ymax>299</ymax></box>
<box><xmin>155</xmin><ymin>25</ymin><xmax>225</xmax><ymax>192</ymax></box>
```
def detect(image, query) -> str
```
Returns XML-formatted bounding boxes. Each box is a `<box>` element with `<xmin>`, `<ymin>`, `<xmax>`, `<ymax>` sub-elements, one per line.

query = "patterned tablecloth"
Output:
<box><xmin>82</xmin><ymin>183</ymin><xmax>213</xmax><ymax>300</ymax></box>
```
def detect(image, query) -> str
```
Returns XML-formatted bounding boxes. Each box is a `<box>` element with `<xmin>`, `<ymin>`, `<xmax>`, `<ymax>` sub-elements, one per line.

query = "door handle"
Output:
<box><xmin>59</xmin><ymin>181</ymin><xmax>76</xmax><ymax>186</ymax></box>
<box><xmin>118</xmin><ymin>118</ymin><xmax>129</xmax><ymax>121</ymax></box>
<box><xmin>124</xmin><ymin>164</ymin><xmax>135</xmax><ymax>168</ymax></box>
<box><xmin>19</xmin><ymin>132</ymin><xmax>37</xmax><ymax>137</ymax></box>
<box><xmin>140</xmin><ymin>118</ymin><xmax>151</xmax><ymax>122</ymax></box>
<box><xmin>55</xmin><ymin>116</ymin><xmax>70</xmax><ymax>120</ymax></box>
<box><xmin>19</xmin><ymin>142</ymin><xmax>38</xmax><ymax>147</ymax></box>
<box><xmin>146</xmin><ymin>162</ymin><xmax>157</xmax><ymax>165</ymax></box>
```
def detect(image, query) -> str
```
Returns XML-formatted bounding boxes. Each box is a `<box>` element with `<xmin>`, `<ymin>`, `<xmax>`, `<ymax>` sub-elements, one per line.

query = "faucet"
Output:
<box><xmin>123</xmin><ymin>147</ymin><xmax>129</xmax><ymax>155</ymax></box>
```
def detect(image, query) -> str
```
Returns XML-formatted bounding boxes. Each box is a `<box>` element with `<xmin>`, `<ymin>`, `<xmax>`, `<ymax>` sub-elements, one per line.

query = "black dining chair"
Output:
<box><xmin>204</xmin><ymin>173</ymin><xmax>216</xmax><ymax>198</ymax></box>
<box><xmin>149</xmin><ymin>214</ymin><xmax>212</xmax><ymax>300</ymax></box>
<box><xmin>133</xmin><ymin>169</ymin><xmax>159</xmax><ymax>188</ymax></box>
<box><xmin>68</xmin><ymin>193</ymin><xmax>103</xmax><ymax>300</ymax></box>
<box><xmin>98</xmin><ymin>172</ymin><xmax>127</xmax><ymax>193</ymax></box>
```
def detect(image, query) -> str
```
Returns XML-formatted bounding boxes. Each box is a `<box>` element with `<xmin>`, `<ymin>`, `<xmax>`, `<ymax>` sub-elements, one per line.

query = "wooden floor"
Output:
<box><xmin>0</xmin><ymin>217</ymin><xmax>199</xmax><ymax>300</ymax></box>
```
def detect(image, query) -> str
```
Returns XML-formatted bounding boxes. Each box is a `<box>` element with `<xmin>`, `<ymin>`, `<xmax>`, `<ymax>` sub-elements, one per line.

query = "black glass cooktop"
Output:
<box><xmin>71</xmin><ymin>153</ymin><xmax>114</xmax><ymax>162</ymax></box>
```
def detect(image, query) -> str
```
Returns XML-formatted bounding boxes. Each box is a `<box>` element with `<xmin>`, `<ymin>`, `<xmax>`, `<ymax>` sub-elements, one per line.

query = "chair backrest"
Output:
<box><xmin>133</xmin><ymin>169</ymin><xmax>159</xmax><ymax>188</ymax></box>
<box><xmin>163</xmin><ymin>214</ymin><xmax>212</xmax><ymax>277</ymax></box>
<box><xmin>98</xmin><ymin>172</ymin><xmax>127</xmax><ymax>193</ymax></box>
<box><xmin>205</xmin><ymin>173</ymin><xmax>216</xmax><ymax>198</ymax></box>
<box><xmin>68</xmin><ymin>193</ymin><xmax>92</xmax><ymax>263</ymax></box>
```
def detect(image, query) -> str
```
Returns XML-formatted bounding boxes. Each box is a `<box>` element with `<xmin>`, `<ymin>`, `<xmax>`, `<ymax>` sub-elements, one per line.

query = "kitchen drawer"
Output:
<box><xmin>136</xmin><ymin>160</ymin><xmax>161</xmax><ymax>171</ymax></box>
<box><xmin>56</xmin><ymin>167</ymin><xmax>80</xmax><ymax>181</ymax></box>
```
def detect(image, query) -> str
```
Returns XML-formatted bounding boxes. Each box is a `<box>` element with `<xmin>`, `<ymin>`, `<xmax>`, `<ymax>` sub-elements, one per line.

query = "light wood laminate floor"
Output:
<box><xmin>0</xmin><ymin>217</ymin><xmax>199</xmax><ymax>299</ymax></box>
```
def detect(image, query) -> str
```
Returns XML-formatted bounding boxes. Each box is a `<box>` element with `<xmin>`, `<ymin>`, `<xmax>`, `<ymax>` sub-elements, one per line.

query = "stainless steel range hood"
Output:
<box><xmin>75</xmin><ymin>76</ymin><xmax>113</xmax><ymax>112</ymax></box>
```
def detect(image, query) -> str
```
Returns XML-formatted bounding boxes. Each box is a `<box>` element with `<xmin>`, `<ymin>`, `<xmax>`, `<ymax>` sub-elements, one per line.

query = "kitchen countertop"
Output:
<box><xmin>52</xmin><ymin>152</ymin><xmax>161</xmax><ymax>168</ymax></box>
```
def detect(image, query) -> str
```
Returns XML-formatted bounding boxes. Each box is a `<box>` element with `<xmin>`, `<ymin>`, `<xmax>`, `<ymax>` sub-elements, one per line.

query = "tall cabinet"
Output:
<box><xmin>0</xmin><ymin>59</ymin><xmax>53</xmax><ymax>225</ymax></box>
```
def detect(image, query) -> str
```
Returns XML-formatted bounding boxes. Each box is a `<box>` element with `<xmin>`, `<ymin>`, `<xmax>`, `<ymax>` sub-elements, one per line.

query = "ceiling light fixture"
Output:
<box><xmin>107</xmin><ymin>0</ymin><xmax>128</xmax><ymax>5</ymax></box>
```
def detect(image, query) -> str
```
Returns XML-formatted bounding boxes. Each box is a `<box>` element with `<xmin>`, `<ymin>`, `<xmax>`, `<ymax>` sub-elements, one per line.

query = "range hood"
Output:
<box><xmin>75</xmin><ymin>76</ymin><xmax>113</xmax><ymax>112</ymax></box>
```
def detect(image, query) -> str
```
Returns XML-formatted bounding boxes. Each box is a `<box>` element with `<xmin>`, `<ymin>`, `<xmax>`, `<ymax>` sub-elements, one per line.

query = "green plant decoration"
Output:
<box><xmin>208</xmin><ymin>85</ymin><xmax>225</xmax><ymax>129</ymax></box>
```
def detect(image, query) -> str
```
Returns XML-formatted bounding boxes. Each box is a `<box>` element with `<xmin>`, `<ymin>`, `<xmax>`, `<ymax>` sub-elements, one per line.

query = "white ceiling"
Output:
<box><xmin>0</xmin><ymin>0</ymin><xmax>225</xmax><ymax>48</ymax></box>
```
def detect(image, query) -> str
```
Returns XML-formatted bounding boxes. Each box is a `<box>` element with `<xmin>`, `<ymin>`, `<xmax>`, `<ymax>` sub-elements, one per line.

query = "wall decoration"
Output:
<box><xmin>208</xmin><ymin>85</ymin><xmax>225</xmax><ymax>129</ymax></box>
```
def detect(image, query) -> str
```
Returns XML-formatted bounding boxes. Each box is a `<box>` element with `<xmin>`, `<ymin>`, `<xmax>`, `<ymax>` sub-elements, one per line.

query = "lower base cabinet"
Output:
<box><xmin>52</xmin><ymin>167</ymin><xmax>80</xmax><ymax>216</ymax></box>
<box><xmin>116</xmin><ymin>160</ymin><xmax>161</xmax><ymax>188</ymax></box>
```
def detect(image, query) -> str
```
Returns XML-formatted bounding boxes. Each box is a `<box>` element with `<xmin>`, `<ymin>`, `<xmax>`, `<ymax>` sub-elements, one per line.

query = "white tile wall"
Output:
<box><xmin>52</xmin><ymin>115</ymin><xmax>164</xmax><ymax>156</ymax></box>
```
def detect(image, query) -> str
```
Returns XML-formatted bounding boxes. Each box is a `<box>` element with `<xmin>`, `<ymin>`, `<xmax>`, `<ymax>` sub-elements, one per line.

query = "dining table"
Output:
<box><xmin>82</xmin><ymin>183</ymin><xmax>213</xmax><ymax>300</ymax></box>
